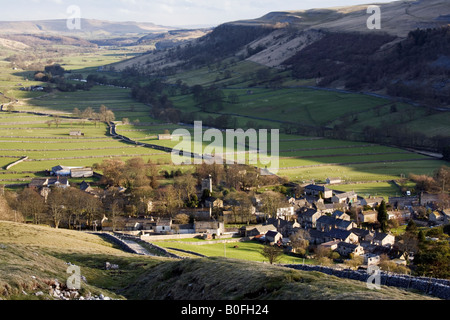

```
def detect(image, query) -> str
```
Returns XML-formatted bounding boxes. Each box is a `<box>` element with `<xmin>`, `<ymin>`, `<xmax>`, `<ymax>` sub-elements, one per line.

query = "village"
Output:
<box><xmin>26</xmin><ymin>165</ymin><xmax>450</xmax><ymax>272</ymax></box>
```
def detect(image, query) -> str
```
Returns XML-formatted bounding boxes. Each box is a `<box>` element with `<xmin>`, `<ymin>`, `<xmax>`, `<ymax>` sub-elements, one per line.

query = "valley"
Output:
<box><xmin>0</xmin><ymin>0</ymin><xmax>449</xmax><ymax>304</ymax></box>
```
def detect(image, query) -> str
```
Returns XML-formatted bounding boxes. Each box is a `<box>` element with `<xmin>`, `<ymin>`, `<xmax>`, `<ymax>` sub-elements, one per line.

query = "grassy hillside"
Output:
<box><xmin>0</xmin><ymin>221</ymin><xmax>437</xmax><ymax>300</ymax></box>
<box><xmin>0</xmin><ymin>221</ymin><xmax>166</xmax><ymax>299</ymax></box>
<box><xmin>122</xmin><ymin>256</ymin><xmax>435</xmax><ymax>300</ymax></box>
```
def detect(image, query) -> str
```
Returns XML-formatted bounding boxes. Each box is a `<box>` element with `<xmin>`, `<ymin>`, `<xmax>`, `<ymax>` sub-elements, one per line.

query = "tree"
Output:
<box><xmin>260</xmin><ymin>245</ymin><xmax>283</xmax><ymax>265</ymax></box>
<box><xmin>260</xmin><ymin>191</ymin><xmax>286</xmax><ymax>221</ymax></box>
<box><xmin>17</xmin><ymin>188</ymin><xmax>46</xmax><ymax>224</ymax></box>
<box><xmin>289</xmin><ymin>229</ymin><xmax>310</xmax><ymax>256</ymax></box>
<box><xmin>175</xmin><ymin>175</ymin><xmax>197</xmax><ymax>205</ymax></box>
<box><xmin>414</xmin><ymin>241</ymin><xmax>450</xmax><ymax>279</ymax></box>
<box><xmin>405</xmin><ymin>219</ymin><xmax>418</xmax><ymax>233</ymax></box>
<box><xmin>174</xmin><ymin>213</ymin><xmax>190</xmax><ymax>225</ymax></box>
<box><xmin>344</xmin><ymin>254</ymin><xmax>364</xmax><ymax>269</ymax></box>
<box><xmin>377</xmin><ymin>200</ymin><xmax>389</xmax><ymax>233</ymax></box>
<box><xmin>46</xmin><ymin>187</ymin><xmax>68</xmax><ymax>228</ymax></box>
<box><xmin>156</xmin><ymin>185</ymin><xmax>183</xmax><ymax>218</ymax></box>
<box><xmin>97</xmin><ymin>159</ymin><xmax>126</xmax><ymax>186</ymax></box>
<box><xmin>396</xmin><ymin>232</ymin><xmax>419</xmax><ymax>263</ymax></box>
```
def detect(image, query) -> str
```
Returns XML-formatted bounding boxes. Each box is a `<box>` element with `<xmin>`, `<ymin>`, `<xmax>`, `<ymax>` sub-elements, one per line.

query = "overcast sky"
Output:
<box><xmin>0</xmin><ymin>0</ymin><xmax>395</xmax><ymax>27</ymax></box>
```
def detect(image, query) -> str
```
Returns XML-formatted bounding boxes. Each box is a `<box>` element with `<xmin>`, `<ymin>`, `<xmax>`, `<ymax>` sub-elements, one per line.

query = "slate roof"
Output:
<box><xmin>305</xmin><ymin>184</ymin><xmax>331</xmax><ymax>192</ymax></box>
<box><xmin>325</xmin><ymin>229</ymin><xmax>353</xmax><ymax>240</ymax></box>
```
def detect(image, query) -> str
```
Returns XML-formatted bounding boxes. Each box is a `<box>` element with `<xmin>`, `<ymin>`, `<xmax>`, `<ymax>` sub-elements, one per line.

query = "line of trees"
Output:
<box><xmin>5</xmin><ymin>186</ymin><xmax>103</xmax><ymax>229</ymax></box>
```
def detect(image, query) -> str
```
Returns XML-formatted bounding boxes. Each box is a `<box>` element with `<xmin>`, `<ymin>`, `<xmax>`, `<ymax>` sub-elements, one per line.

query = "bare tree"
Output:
<box><xmin>17</xmin><ymin>188</ymin><xmax>46</xmax><ymax>224</ymax></box>
<box><xmin>260</xmin><ymin>245</ymin><xmax>283</xmax><ymax>265</ymax></box>
<box><xmin>260</xmin><ymin>191</ymin><xmax>286</xmax><ymax>221</ymax></box>
<box><xmin>47</xmin><ymin>187</ymin><xmax>68</xmax><ymax>229</ymax></box>
<box><xmin>290</xmin><ymin>229</ymin><xmax>310</xmax><ymax>255</ymax></box>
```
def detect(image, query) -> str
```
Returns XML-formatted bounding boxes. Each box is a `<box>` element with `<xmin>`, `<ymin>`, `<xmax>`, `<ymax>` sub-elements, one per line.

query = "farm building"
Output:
<box><xmin>304</xmin><ymin>184</ymin><xmax>332</xmax><ymax>199</ymax></box>
<box><xmin>358</xmin><ymin>210</ymin><xmax>378</xmax><ymax>223</ymax></box>
<box><xmin>70</xmin><ymin>167</ymin><xmax>94</xmax><ymax>178</ymax></box>
<box><xmin>29</xmin><ymin>177</ymin><xmax>70</xmax><ymax>189</ymax></box>
<box><xmin>52</xmin><ymin>165</ymin><xmax>73</xmax><ymax>176</ymax></box>
<box><xmin>52</xmin><ymin>165</ymin><xmax>93</xmax><ymax>178</ymax></box>
<box><xmin>326</xmin><ymin>177</ymin><xmax>342</xmax><ymax>185</ymax></box>
<box><xmin>69</xmin><ymin>131</ymin><xmax>84</xmax><ymax>137</ymax></box>
<box><xmin>158</xmin><ymin>134</ymin><xmax>172</xmax><ymax>140</ymax></box>
<box><xmin>194</xmin><ymin>221</ymin><xmax>225</xmax><ymax>236</ymax></box>
<box><xmin>332</xmin><ymin>191</ymin><xmax>358</xmax><ymax>204</ymax></box>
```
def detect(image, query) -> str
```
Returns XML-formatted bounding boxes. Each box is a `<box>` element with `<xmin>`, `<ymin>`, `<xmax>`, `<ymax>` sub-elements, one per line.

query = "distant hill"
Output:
<box><xmin>0</xmin><ymin>19</ymin><xmax>177</xmax><ymax>37</ymax></box>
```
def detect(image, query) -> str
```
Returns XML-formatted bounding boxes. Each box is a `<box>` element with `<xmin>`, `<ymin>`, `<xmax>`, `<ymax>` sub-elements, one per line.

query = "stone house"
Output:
<box><xmin>156</xmin><ymin>219</ymin><xmax>173</xmax><ymax>234</ymax></box>
<box><xmin>316</xmin><ymin>215</ymin><xmax>338</xmax><ymax>232</ymax></box>
<box><xmin>361</xmin><ymin>196</ymin><xmax>384</xmax><ymax>208</ymax></box>
<box><xmin>420</xmin><ymin>192</ymin><xmax>440</xmax><ymax>206</ymax></box>
<box><xmin>194</xmin><ymin>221</ymin><xmax>225</xmax><ymax>236</ymax></box>
<box><xmin>363</xmin><ymin>253</ymin><xmax>381</xmax><ymax>266</ymax></box>
<box><xmin>332</xmin><ymin>191</ymin><xmax>358</xmax><ymax>204</ymax></box>
<box><xmin>373</xmin><ymin>233</ymin><xmax>395</xmax><ymax>248</ymax></box>
<box><xmin>358</xmin><ymin>210</ymin><xmax>378</xmax><ymax>223</ymax></box>
<box><xmin>318</xmin><ymin>240</ymin><xmax>340</xmax><ymax>251</ymax></box>
<box><xmin>351</xmin><ymin>228</ymin><xmax>375</xmax><ymax>243</ymax></box>
<box><xmin>205</xmin><ymin>197</ymin><xmax>224</xmax><ymax>209</ymax></box>
<box><xmin>304</xmin><ymin>184</ymin><xmax>333</xmax><ymax>199</ymax></box>
<box><xmin>276</xmin><ymin>206</ymin><xmax>295</xmax><ymax>220</ymax></box>
<box><xmin>265</xmin><ymin>230</ymin><xmax>283</xmax><ymax>244</ymax></box>
<box><xmin>316</xmin><ymin>215</ymin><xmax>356</xmax><ymax>232</ymax></box>
<box><xmin>324</xmin><ymin>229</ymin><xmax>359</xmax><ymax>244</ymax></box>
<box><xmin>298</xmin><ymin>208</ymin><xmax>323</xmax><ymax>229</ymax></box>
<box><xmin>240</xmin><ymin>224</ymin><xmax>276</xmax><ymax>237</ymax></box>
<box><xmin>387</xmin><ymin>209</ymin><xmax>411</xmax><ymax>221</ymax></box>
<box><xmin>336</xmin><ymin>242</ymin><xmax>364</xmax><ymax>257</ymax></box>
<box><xmin>266</xmin><ymin>218</ymin><xmax>300</xmax><ymax>237</ymax></box>
<box><xmin>332</xmin><ymin>211</ymin><xmax>351</xmax><ymax>221</ymax></box>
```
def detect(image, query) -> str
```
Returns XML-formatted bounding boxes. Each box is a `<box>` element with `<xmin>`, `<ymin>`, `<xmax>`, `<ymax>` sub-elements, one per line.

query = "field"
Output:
<box><xmin>150</xmin><ymin>239</ymin><xmax>311</xmax><ymax>264</ymax></box>
<box><xmin>0</xmin><ymin>41</ymin><xmax>448</xmax><ymax>197</ymax></box>
<box><xmin>0</xmin><ymin>112</ymin><xmax>175</xmax><ymax>185</ymax></box>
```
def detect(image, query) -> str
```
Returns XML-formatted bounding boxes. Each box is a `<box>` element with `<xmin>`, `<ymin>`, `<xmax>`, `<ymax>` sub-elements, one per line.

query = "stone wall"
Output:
<box><xmin>284</xmin><ymin>264</ymin><xmax>450</xmax><ymax>300</ymax></box>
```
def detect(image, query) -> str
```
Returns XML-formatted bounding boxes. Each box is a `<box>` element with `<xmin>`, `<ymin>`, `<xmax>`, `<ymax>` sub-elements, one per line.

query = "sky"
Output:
<box><xmin>0</xmin><ymin>0</ymin><xmax>396</xmax><ymax>27</ymax></box>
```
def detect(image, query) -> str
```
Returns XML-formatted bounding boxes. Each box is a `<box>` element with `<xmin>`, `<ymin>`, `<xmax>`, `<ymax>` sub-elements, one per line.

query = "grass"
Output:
<box><xmin>150</xmin><ymin>239</ymin><xmax>309</xmax><ymax>264</ymax></box>
<box><xmin>121</xmin><ymin>256</ymin><xmax>436</xmax><ymax>300</ymax></box>
<box><xmin>278</xmin><ymin>160</ymin><xmax>449</xmax><ymax>184</ymax></box>
<box><xmin>331</xmin><ymin>181</ymin><xmax>402</xmax><ymax>200</ymax></box>
<box><xmin>0</xmin><ymin>221</ymin><xmax>436</xmax><ymax>300</ymax></box>
<box><xmin>0</xmin><ymin>221</ymin><xmax>167</xmax><ymax>299</ymax></box>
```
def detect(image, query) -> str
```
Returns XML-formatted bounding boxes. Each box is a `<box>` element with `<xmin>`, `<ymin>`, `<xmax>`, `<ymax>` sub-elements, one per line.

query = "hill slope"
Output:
<box><xmin>114</xmin><ymin>0</ymin><xmax>450</xmax><ymax>72</ymax></box>
<box><xmin>0</xmin><ymin>221</ymin><xmax>436</xmax><ymax>300</ymax></box>
<box><xmin>121</xmin><ymin>256</ymin><xmax>435</xmax><ymax>300</ymax></box>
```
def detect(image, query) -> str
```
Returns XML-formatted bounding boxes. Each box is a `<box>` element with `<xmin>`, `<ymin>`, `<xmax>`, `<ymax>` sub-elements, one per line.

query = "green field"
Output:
<box><xmin>151</xmin><ymin>239</ymin><xmax>310</xmax><ymax>264</ymax></box>
<box><xmin>0</xmin><ymin>42</ymin><xmax>448</xmax><ymax>196</ymax></box>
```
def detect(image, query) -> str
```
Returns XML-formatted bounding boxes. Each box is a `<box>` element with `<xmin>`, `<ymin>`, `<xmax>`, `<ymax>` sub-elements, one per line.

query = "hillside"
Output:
<box><xmin>113</xmin><ymin>0</ymin><xmax>450</xmax><ymax>106</ymax></box>
<box><xmin>0</xmin><ymin>221</ymin><xmax>437</xmax><ymax>300</ymax></box>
